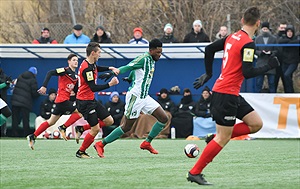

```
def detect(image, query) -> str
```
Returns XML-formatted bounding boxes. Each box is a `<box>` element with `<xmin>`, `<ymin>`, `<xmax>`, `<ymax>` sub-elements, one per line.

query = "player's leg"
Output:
<box><xmin>76</xmin><ymin>100</ymin><xmax>99</xmax><ymax>158</ymax></box>
<box><xmin>58</xmin><ymin>101</ymin><xmax>80</xmax><ymax>140</ymax></box>
<box><xmin>187</xmin><ymin>92</ymin><xmax>238</xmax><ymax>185</ymax></box>
<box><xmin>27</xmin><ymin>114</ymin><xmax>60</xmax><ymax>150</ymax></box>
<box><xmin>94</xmin><ymin>93</ymin><xmax>141</xmax><ymax>157</ymax></box>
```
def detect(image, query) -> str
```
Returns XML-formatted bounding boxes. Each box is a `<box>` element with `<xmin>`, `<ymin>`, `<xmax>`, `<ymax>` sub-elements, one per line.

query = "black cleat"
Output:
<box><xmin>75</xmin><ymin>126</ymin><xmax>84</xmax><ymax>144</ymax></box>
<box><xmin>187</xmin><ymin>172</ymin><xmax>212</xmax><ymax>185</ymax></box>
<box><xmin>27</xmin><ymin>134</ymin><xmax>36</xmax><ymax>150</ymax></box>
<box><xmin>205</xmin><ymin>133</ymin><xmax>215</xmax><ymax>144</ymax></box>
<box><xmin>58</xmin><ymin>125</ymin><xmax>68</xmax><ymax>141</ymax></box>
<box><xmin>76</xmin><ymin>150</ymin><xmax>92</xmax><ymax>158</ymax></box>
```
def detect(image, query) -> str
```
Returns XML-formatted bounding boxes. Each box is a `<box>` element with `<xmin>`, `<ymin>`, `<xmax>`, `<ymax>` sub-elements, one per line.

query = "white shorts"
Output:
<box><xmin>124</xmin><ymin>91</ymin><xmax>160</xmax><ymax>119</ymax></box>
<box><xmin>0</xmin><ymin>98</ymin><xmax>7</xmax><ymax>109</ymax></box>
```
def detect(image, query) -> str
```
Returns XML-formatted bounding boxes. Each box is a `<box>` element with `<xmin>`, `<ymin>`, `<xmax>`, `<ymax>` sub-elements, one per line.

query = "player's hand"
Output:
<box><xmin>98</xmin><ymin>72</ymin><xmax>114</xmax><ymax>82</ymax></box>
<box><xmin>38</xmin><ymin>86</ymin><xmax>47</xmax><ymax>95</ymax></box>
<box><xmin>109</xmin><ymin>67</ymin><xmax>120</xmax><ymax>75</ymax></box>
<box><xmin>108</xmin><ymin>77</ymin><xmax>119</xmax><ymax>87</ymax></box>
<box><xmin>267</xmin><ymin>56</ymin><xmax>280</xmax><ymax>69</ymax></box>
<box><xmin>122</xmin><ymin>77</ymin><xmax>132</xmax><ymax>84</ymax></box>
<box><xmin>193</xmin><ymin>74</ymin><xmax>212</xmax><ymax>89</ymax></box>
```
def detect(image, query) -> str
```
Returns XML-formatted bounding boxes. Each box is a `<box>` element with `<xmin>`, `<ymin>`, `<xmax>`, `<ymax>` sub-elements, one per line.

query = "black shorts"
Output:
<box><xmin>51</xmin><ymin>100</ymin><xmax>77</xmax><ymax>116</ymax></box>
<box><xmin>76</xmin><ymin>99</ymin><xmax>110</xmax><ymax>127</ymax></box>
<box><xmin>210</xmin><ymin>92</ymin><xmax>254</xmax><ymax>126</ymax></box>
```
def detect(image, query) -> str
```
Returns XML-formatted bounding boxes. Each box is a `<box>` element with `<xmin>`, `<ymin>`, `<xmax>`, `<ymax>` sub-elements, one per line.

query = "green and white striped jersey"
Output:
<box><xmin>119</xmin><ymin>52</ymin><xmax>155</xmax><ymax>99</ymax></box>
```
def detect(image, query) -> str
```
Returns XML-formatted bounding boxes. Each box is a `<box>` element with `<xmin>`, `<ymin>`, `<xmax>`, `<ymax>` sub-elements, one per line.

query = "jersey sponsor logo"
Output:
<box><xmin>88</xmin><ymin>109</ymin><xmax>96</xmax><ymax>114</ymax></box>
<box><xmin>224</xmin><ymin>116</ymin><xmax>236</xmax><ymax>120</ymax></box>
<box><xmin>86</xmin><ymin>71</ymin><xmax>94</xmax><ymax>81</ymax></box>
<box><xmin>56</xmin><ymin>68</ymin><xmax>65</xmax><ymax>73</ymax></box>
<box><xmin>243</xmin><ymin>48</ymin><xmax>254</xmax><ymax>62</ymax></box>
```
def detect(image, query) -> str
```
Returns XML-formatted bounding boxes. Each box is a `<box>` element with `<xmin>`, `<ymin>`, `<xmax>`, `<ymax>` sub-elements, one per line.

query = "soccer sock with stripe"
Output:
<box><xmin>146</xmin><ymin>121</ymin><xmax>165</xmax><ymax>142</ymax></box>
<box><xmin>189</xmin><ymin>140</ymin><xmax>223</xmax><ymax>175</ymax></box>
<box><xmin>102</xmin><ymin>126</ymin><xmax>124</xmax><ymax>145</ymax></box>
<box><xmin>79</xmin><ymin>132</ymin><xmax>94</xmax><ymax>152</ymax></box>
<box><xmin>34</xmin><ymin>121</ymin><xmax>49</xmax><ymax>137</ymax></box>
<box><xmin>62</xmin><ymin>113</ymin><xmax>81</xmax><ymax>128</ymax></box>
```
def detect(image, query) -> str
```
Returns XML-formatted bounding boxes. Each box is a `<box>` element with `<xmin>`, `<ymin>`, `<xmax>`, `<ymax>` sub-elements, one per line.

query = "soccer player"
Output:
<box><xmin>188</xmin><ymin>7</ymin><xmax>279</xmax><ymax>185</ymax></box>
<box><xmin>27</xmin><ymin>53</ymin><xmax>82</xmax><ymax>149</ymax></box>
<box><xmin>75</xmin><ymin>42</ymin><xmax>119</xmax><ymax>158</ymax></box>
<box><xmin>94</xmin><ymin>38</ymin><xmax>169</xmax><ymax>158</ymax></box>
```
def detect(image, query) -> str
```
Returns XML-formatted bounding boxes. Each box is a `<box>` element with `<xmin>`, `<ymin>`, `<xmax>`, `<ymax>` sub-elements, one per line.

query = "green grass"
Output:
<box><xmin>0</xmin><ymin>138</ymin><xmax>299</xmax><ymax>189</ymax></box>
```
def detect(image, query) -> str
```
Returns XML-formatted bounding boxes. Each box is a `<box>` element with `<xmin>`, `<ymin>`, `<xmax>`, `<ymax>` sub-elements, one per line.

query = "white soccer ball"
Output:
<box><xmin>52</xmin><ymin>130</ymin><xmax>61</xmax><ymax>139</ymax></box>
<box><xmin>184</xmin><ymin>144</ymin><xmax>200</xmax><ymax>158</ymax></box>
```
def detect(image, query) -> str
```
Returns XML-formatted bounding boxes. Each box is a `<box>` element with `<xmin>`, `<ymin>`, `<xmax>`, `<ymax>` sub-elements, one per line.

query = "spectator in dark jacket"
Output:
<box><xmin>159</xmin><ymin>23</ymin><xmax>179</xmax><ymax>43</ymax></box>
<box><xmin>104</xmin><ymin>91</ymin><xmax>125</xmax><ymax>137</ymax></box>
<box><xmin>183</xmin><ymin>20</ymin><xmax>210</xmax><ymax>43</ymax></box>
<box><xmin>255</xmin><ymin>22</ymin><xmax>278</xmax><ymax>93</ymax></box>
<box><xmin>90</xmin><ymin>25</ymin><xmax>113</xmax><ymax>43</ymax></box>
<box><xmin>32</xmin><ymin>28</ymin><xmax>58</xmax><ymax>44</ymax></box>
<box><xmin>194</xmin><ymin>86</ymin><xmax>212</xmax><ymax>118</ymax></box>
<box><xmin>278</xmin><ymin>25</ymin><xmax>300</xmax><ymax>93</ymax></box>
<box><xmin>39</xmin><ymin>88</ymin><xmax>56</xmax><ymax>120</ymax></box>
<box><xmin>11</xmin><ymin>67</ymin><xmax>40</xmax><ymax>137</ymax></box>
<box><xmin>157</xmin><ymin>88</ymin><xmax>177</xmax><ymax>116</ymax></box>
<box><xmin>174</xmin><ymin>88</ymin><xmax>196</xmax><ymax>117</ymax></box>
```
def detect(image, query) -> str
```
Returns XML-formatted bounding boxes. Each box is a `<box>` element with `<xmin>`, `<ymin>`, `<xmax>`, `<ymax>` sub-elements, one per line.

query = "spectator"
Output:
<box><xmin>171</xmin><ymin>88</ymin><xmax>196</xmax><ymax>138</ymax></box>
<box><xmin>128</xmin><ymin>27</ymin><xmax>149</xmax><ymax>44</ymax></box>
<box><xmin>64</xmin><ymin>24</ymin><xmax>90</xmax><ymax>44</ymax></box>
<box><xmin>104</xmin><ymin>91</ymin><xmax>125</xmax><ymax>137</ymax></box>
<box><xmin>255</xmin><ymin>22</ymin><xmax>278</xmax><ymax>93</ymax></box>
<box><xmin>32</xmin><ymin>27</ymin><xmax>58</xmax><ymax>44</ymax></box>
<box><xmin>193</xmin><ymin>86</ymin><xmax>216</xmax><ymax>138</ymax></box>
<box><xmin>34</xmin><ymin>88</ymin><xmax>56</xmax><ymax>137</ymax></box>
<box><xmin>91</xmin><ymin>25</ymin><xmax>112</xmax><ymax>43</ymax></box>
<box><xmin>214</xmin><ymin>26</ymin><xmax>228</xmax><ymax>41</ymax></box>
<box><xmin>183</xmin><ymin>20</ymin><xmax>210</xmax><ymax>43</ymax></box>
<box><xmin>157</xmin><ymin>88</ymin><xmax>177</xmax><ymax>116</ymax></box>
<box><xmin>278</xmin><ymin>25</ymin><xmax>300</xmax><ymax>93</ymax></box>
<box><xmin>11</xmin><ymin>67</ymin><xmax>40</xmax><ymax>137</ymax></box>
<box><xmin>274</xmin><ymin>21</ymin><xmax>287</xmax><ymax>92</ymax></box>
<box><xmin>159</xmin><ymin>23</ymin><xmax>179</xmax><ymax>43</ymax></box>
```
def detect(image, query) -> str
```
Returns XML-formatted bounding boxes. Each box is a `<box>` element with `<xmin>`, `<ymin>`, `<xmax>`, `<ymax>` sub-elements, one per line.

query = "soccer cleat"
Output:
<box><xmin>76</xmin><ymin>150</ymin><xmax>92</xmax><ymax>158</ymax></box>
<box><xmin>93</xmin><ymin>141</ymin><xmax>105</xmax><ymax>158</ymax></box>
<box><xmin>58</xmin><ymin>125</ymin><xmax>67</xmax><ymax>141</ymax></box>
<box><xmin>205</xmin><ymin>133</ymin><xmax>215</xmax><ymax>144</ymax></box>
<box><xmin>140</xmin><ymin>141</ymin><xmax>158</xmax><ymax>154</ymax></box>
<box><xmin>75</xmin><ymin>126</ymin><xmax>84</xmax><ymax>144</ymax></box>
<box><xmin>27</xmin><ymin>134</ymin><xmax>36</xmax><ymax>150</ymax></box>
<box><xmin>186</xmin><ymin>172</ymin><xmax>212</xmax><ymax>185</ymax></box>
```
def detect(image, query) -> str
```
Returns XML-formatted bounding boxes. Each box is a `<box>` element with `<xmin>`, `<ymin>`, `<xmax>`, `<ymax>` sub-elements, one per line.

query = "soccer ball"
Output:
<box><xmin>66</xmin><ymin>132</ymin><xmax>73</xmax><ymax>140</ymax></box>
<box><xmin>184</xmin><ymin>144</ymin><xmax>200</xmax><ymax>158</ymax></box>
<box><xmin>52</xmin><ymin>130</ymin><xmax>61</xmax><ymax>139</ymax></box>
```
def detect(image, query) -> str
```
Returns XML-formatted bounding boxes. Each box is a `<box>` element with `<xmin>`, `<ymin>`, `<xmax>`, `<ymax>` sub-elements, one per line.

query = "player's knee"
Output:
<box><xmin>103</xmin><ymin>116</ymin><xmax>114</xmax><ymax>126</ymax></box>
<box><xmin>250</xmin><ymin>120</ymin><xmax>263</xmax><ymax>133</ymax></box>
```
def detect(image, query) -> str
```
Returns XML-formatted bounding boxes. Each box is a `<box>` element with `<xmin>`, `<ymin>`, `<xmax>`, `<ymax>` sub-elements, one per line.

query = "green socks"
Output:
<box><xmin>146</xmin><ymin>121</ymin><xmax>165</xmax><ymax>142</ymax></box>
<box><xmin>0</xmin><ymin>114</ymin><xmax>7</xmax><ymax>126</ymax></box>
<box><xmin>102</xmin><ymin>126</ymin><xmax>124</xmax><ymax>145</ymax></box>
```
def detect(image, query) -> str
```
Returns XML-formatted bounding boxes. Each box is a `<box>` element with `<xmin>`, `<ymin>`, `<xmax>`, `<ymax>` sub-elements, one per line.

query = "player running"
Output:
<box><xmin>94</xmin><ymin>38</ymin><xmax>169</xmax><ymax>158</ymax></box>
<box><xmin>75</xmin><ymin>42</ymin><xmax>119</xmax><ymax>158</ymax></box>
<box><xmin>187</xmin><ymin>7</ymin><xmax>280</xmax><ymax>185</ymax></box>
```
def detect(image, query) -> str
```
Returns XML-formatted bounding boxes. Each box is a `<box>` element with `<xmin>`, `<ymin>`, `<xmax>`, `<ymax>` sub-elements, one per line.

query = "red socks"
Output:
<box><xmin>190</xmin><ymin>140</ymin><xmax>222</xmax><ymax>175</ymax></box>
<box><xmin>83</xmin><ymin>124</ymin><xmax>91</xmax><ymax>131</ymax></box>
<box><xmin>231</xmin><ymin>122</ymin><xmax>251</xmax><ymax>138</ymax></box>
<box><xmin>79</xmin><ymin>133</ymin><xmax>95</xmax><ymax>152</ymax></box>
<box><xmin>98</xmin><ymin>120</ymin><xmax>106</xmax><ymax>128</ymax></box>
<box><xmin>63</xmin><ymin>113</ymin><xmax>81</xmax><ymax>128</ymax></box>
<box><xmin>34</xmin><ymin>121</ymin><xmax>50</xmax><ymax>137</ymax></box>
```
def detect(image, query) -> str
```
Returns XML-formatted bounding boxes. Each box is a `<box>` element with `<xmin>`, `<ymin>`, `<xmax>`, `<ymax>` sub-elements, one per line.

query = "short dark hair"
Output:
<box><xmin>243</xmin><ymin>6</ymin><xmax>260</xmax><ymax>26</ymax></box>
<box><xmin>149</xmin><ymin>38</ymin><xmax>162</xmax><ymax>50</ymax></box>
<box><xmin>67</xmin><ymin>53</ymin><xmax>78</xmax><ymax>61</ymax></box>
<box><xmin>86</xmin><ymin>42</ymin><xmax>100</xmax><ymax>56</ymax></box>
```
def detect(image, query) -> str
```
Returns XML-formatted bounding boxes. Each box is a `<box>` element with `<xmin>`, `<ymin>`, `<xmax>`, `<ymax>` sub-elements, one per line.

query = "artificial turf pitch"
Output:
<box><xmin>0</xmin><ymin>138</ymin><xmax>299</xmax><ymax>189</ymax></box>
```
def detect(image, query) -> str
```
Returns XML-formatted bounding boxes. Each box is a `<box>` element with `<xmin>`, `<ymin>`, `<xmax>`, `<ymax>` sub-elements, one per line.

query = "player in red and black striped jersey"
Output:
<box><xmin>27</xmin><ymin>54</ymin><xmax>83</xmax><ymax>149</ymax></box>
<box><xmin>75</xmin><ymin>42</ymin><xmax>119</xmax><ymax>158</ymax></box>
<box><xmin>188</xmin><ymin>7</ymin><xmax>279</xmax><ymax>185</ymax></box>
